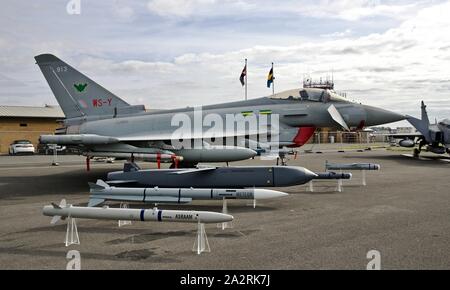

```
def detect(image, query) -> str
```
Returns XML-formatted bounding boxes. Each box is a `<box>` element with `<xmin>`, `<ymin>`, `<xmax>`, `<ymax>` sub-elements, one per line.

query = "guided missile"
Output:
<box><xmin>325</xmin><ymin>161</ymin><xmax>380</xmax><ymax>171</ymax></box>
<box><xmin>43</xmin><ymin>199</ymin><xmax>233</xmax><ymax>224</ymax></box>
<box><xmin>313</xmin><ymin>172</ymin><xmax>353</xmax><ymax>180</ymax></box>
<box><xmin>83</xmin><ymin>152</ymin><xmax>182</xmax><ymax>163</ymax></box>
<box><xmin>107</xmin><ymin>164</ymin><xmax>318</xmax><ymax>188</ymax></box>
<box><xmin>88</xmin><ymin>180</ymin><xmax>288</xmax><ymax>207</ymax></box>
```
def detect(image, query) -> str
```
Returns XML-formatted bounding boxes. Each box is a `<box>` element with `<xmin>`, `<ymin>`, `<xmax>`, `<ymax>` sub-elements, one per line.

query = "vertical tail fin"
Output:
<box><xmin>421</xmin><ymin>101</ymin><xmax>430</xmax><ymax>125</ymax></box>
<box><xmin>407</xmin><ymin>101</ymin><xmax>431</xmax><ymax>142</ymax></box>
<box><xmin>34</xmin><ymin>54</ymin><xmax>130</xmax><ymax>119</ymax></box>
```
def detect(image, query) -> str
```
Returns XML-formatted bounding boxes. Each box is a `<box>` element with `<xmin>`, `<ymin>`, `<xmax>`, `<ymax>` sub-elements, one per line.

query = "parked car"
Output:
<box><xmin>9</xmin><ymin>140</ymin><xmax>35</xmax><ymax>155</ymax></box>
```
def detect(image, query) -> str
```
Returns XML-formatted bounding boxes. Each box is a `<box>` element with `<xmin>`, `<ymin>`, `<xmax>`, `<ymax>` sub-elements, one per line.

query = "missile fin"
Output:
<box><xmin>96</xmin><ymin>179</ymin><xmax>110</xmax><ymax>188</ymax></box>
<box><xmin>50</xmin><ymin>215</ymin><xmax>61</xmax><ymax>224</ymax></box>
<box><xmin>88</xmin><ymin>198</ymin><xmax>105</xmax><ymax>207</ymax></box>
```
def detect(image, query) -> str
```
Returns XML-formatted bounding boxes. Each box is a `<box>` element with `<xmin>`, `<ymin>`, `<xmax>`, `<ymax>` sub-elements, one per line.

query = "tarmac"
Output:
<box><xmin>0</xmin><ymin>149</ymin><xmax>449</xmax><ymax>269</ymax></box>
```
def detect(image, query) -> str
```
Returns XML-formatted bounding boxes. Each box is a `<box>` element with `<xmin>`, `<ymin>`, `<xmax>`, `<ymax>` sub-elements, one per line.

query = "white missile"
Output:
<box><xmin>43</xmin><ymin>200</ymin><xmax>233</xmax><ymax>224</ymax></box>
<box><xmin>88</xmin><ymin>180</ymin><xmax>288</xmax><ymax>207</ymax></box>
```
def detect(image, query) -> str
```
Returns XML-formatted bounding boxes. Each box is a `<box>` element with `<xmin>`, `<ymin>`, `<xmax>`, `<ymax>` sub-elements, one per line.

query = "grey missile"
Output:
<box><xmin>107</xmin><ymin>163</ymin><xmax>318</xmax><ymax>188</ymax></box>
<box><xmin>40</xmin><ymin>134</ymin><xmax>120</xmax><ymax>145</ymax></box>
<box><xmin>83</xmin><ymin>152</ymin><xmax>183</xmax><ymax>163</ymax></box>
<box><xmin>313</xmin><ymin>172</ymin><xmax>353</xmax><ymax>180</ymax></box>
<box><xmin>43</xmin><ymin>200</ymin><xmax>233</xmax><ymax>224</ymax></box>
<box><xmin>325</xmin><ymin>161</ymin><xmax>381</xmax><ymax>171</ymax></box>
<box><xmin>88</xmin><ymin>180</ymin><xmax>288</xmax><ymax>207</ymax></box>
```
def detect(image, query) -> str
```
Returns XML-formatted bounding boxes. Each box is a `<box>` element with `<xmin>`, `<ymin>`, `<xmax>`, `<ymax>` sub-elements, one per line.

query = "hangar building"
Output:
<box><xmin>0</xmin><ymin>105</ymin><xmax>64</xmax><ymax>154</ymax></box>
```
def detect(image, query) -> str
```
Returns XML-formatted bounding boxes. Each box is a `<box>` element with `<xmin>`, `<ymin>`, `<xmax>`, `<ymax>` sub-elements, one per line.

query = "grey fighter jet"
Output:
<box><xmin>390</xmin><ymin>101</ymin><xmax>450</xmax><ymax>157</ymax></box>
<box><xmin>35</xmin><ymin>54</ymin><xmax>405</xmax><ymax>167</ymax></box>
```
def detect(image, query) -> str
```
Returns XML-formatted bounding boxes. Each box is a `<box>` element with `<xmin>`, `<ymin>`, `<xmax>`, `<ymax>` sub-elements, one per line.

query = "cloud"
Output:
<box><xmin>1</xmin><ymin>0</ymin><xmax>450</xmax><ymax>125</ymax></box>
<box><xmin>145</xmin><ymin>0</ymin><xmax>434</xmax><ymax>22</ymax></box>
<box><xmin>147</xmin><ymin>0</ymin><xmax>217</xmax><ymax>17</ymax></box>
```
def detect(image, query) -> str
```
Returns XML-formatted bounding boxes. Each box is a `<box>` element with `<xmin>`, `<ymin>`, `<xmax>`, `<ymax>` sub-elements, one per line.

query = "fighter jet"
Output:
<box><xmin>35</xmin><ymin>54</ymin><xmax>405</xmax><ymax>168</ymax></box>
<box><xmin>390</xmin><ymin>101</ymin><xmax>450</xmax><ymax>157</ymax></box>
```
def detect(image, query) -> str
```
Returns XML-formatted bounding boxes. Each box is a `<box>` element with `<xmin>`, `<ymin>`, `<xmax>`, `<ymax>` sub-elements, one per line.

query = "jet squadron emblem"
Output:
<box><xmin>74</xmin><ymin>83</ymin><xmax>87</xmax><ymax>92</ymax></box>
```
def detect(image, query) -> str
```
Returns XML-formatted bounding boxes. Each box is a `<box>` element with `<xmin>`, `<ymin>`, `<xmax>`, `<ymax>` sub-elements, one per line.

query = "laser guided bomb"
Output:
<box><xmin>88</xmin><ymin>180</ymin><xmax>288</xmax><ymax>207</ymax></box>
<box><xmin>43</xmin><ymin>199</ymin><xmax>233</xmax><ymax>224</ymax></box>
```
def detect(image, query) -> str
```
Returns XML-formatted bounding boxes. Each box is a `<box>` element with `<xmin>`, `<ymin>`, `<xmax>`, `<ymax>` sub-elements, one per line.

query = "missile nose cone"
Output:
<box><xmin>242</xmin><ymin>148</ymin><xmax>258</xmax><ymax>159</ymax></box>
<box><xmin>198</xmin><ymin>212</ymin><xmax>234</xmax><ymax>223</ymax></box>
<box><xmin>303</xmin><ymin>168</ymin><xmax>318</xmax><ymax>180</ymax></box>
<box><xmin>363</xmin><ymin>105</ymin><xmax>406</xmax><ymax>126</ymax></box>
<box><xmin>254</xmin><ymin>189</ymin><xmax>288</xmax><ymax>200</ymax></box>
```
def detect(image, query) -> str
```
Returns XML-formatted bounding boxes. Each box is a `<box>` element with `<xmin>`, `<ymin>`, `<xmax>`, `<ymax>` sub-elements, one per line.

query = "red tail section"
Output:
<box><xmin>290</xmin><ymin>126</ymin><xmax>316</xmax><ymax>147</ymax></box>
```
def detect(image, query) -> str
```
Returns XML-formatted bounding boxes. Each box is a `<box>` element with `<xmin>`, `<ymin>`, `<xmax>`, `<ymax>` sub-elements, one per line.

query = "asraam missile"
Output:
<box><xmin>107</xmin><ymin>164</ymin><xmax>318</xmax><ymax>188</ymax></box>
<box><xmin>43</xmin><ymin>199</ymin><xmax>233</xmax><ymax>224</ymax></box>
<box><xmin>313</xmin><ymin>172</ymin><xmax>352</xmax><ymax>180</ymax></box>
<box><xmin>88</xmin><ymin>180</ymin><xmax>288</xmax><ymax>207</ymax></box>
<box><xmin>325</xmin><ymin>161</ymin><xmax>380</xmax><ymax>171</ymax></box>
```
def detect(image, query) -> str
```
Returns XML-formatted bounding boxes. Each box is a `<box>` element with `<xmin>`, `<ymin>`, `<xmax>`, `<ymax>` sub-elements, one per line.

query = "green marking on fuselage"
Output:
<box><xmin>74</xmin><ymin>83</ymin><xmax>87</xmax><ymax>92</ymax></box>
<box><xmin>259</xmin><ymin>109</ymin><xmax>272</xmax><ymax>115</ymax></box>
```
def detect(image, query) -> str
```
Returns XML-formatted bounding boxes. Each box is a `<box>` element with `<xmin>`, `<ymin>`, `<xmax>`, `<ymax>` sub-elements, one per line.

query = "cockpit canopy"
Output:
<box><xmin>270</xmin><ymin>88</ymin><xmax>348</xmax><ymax>103</ymax></box>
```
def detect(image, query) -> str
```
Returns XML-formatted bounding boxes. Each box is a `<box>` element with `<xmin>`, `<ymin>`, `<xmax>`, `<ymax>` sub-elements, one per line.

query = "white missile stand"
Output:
<box><xmin>193</xmin><ymin>222</ymin><xmax>210</xmax><ymax>255</ymax></box>
<box><xmin>118</xmin><ymin>203</ymin><xmax>132</xmax><ymax>227</ymax></box>
<box><xmin>307</xmin><ymin>181</ymin><xmax>314</xmax><ymax>192</ymax></box>
<box><xmin>65</xmin><ymin>216</ymin><xmax>80</xmax><ymax>247</ymax></box>
<box><xmin>361</xmin><ymin>170</ymin><xmax>367</xmax><ymax>186</ymax></box>
<box><xmin>333</xmin><ymin>169</ymin><xmax>343</xmax><ymax>192</ymax></box>
<box><xmin>51</xmin><ymin>144</ymin><xmax>59</xmax><ymax>166</ymax></box>
<box><xmin>217</xmin><ymin>198</ymin><xmax>233</xmax><ymax>230</ymax></box>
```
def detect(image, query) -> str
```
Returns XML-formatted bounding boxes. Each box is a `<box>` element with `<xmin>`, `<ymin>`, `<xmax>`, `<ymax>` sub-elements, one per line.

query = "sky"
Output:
<box><xmin>1</xmin><ymin>0</ymin><xmax>450</xmax><ymax>127</ymax></box>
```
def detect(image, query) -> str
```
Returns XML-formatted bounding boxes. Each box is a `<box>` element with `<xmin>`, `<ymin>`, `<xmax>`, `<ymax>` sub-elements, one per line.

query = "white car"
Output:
<box><xmin>9</xmin><ymin>140</ymin><xmax>35</xmax><ymax>155</ymax></box>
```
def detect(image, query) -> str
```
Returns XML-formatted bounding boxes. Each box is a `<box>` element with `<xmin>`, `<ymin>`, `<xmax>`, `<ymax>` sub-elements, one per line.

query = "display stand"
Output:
<box><xmin>51</xmin><ymin>144</ymin><xmax>59</xmax><ymax>166</ymax></box>
<box><xmin>335</xmin><ymin>169</ymin><xmax>343</xmax><ymax>192</ymax></box>
<box><xmin>217</xmin><ymin>198</ymin><xmax>233</xmax><ymax>230</ymax></box>
<box><xmin>65</xmin><ymin>216</ymin><xmax>80</xmax><ymax>247</ymax></box>
<box><xmin>307</xmin><ymin>181</ymin><xmax>314</xmax><ymax>192</ymax></box>
<box><xmin>192</xmin><ymin>222</ymin><xmax>210</xmax><ymax>255</ymax></box>
<box><xmin>336</xmin><ymin>178</ymin><xmax>343</xmax><ymax>192</ymax></box>
<box><xmin>361</xmin><ymin>170</ymin><xmax>367</xmax><ymax>186</ymax></box>
<box><xmin>118</xmin><ymin>203</ymin><xmax>132</xmax><ymax>227</ymax></box>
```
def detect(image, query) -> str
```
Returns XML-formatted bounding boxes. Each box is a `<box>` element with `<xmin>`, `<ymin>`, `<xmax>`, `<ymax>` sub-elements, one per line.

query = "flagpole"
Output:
<box><xmin>245</xmin><ymin>58</ymin><xmax>248</xmax><ymax>101</ymax></box>
<box><xmin>272</xmin><ymin>62</ymin><xmax>274</xmax><ymax>97</ymax></box>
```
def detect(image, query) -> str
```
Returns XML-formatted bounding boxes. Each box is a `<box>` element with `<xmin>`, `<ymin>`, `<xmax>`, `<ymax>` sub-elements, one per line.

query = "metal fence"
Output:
<box><xmin>300</xmin><ymin>131</ymin><xmax>390</xmax><ymax>152</ymax></box>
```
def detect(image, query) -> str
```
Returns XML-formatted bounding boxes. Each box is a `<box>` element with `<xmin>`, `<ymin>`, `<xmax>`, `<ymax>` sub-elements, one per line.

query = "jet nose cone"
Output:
<box><xmin>254</xmin><ymin>189</ymin><xmax>288</xmax><ymax>200</ymax></box>
<box><xmin>363</xmin><ymin>105</ymin><xmax>406</xmax><ymax>126</ymax></box>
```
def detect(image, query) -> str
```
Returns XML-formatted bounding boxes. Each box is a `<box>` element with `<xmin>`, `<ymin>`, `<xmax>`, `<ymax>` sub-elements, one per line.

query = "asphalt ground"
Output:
<box><xmin>0</xmin><ymin>150</ymin><xmax>449</xmax><ymax>269</ymax></box>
